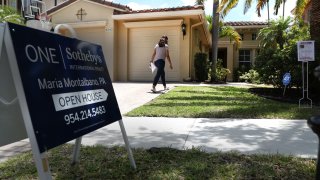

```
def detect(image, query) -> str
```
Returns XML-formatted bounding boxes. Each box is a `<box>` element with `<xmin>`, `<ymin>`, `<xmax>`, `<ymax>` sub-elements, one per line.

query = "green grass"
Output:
<box><xmin>0</xmin><ymin>144</ymin><xmax>316</xmax><ymax>179</ymax></box>
<box><xmin>126</xmin><ymin>86</ymin><xmax>320</xmax><ymax>119</ymax></box>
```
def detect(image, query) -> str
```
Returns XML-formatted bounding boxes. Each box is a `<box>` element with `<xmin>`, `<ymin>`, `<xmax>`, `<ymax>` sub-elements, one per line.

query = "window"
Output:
<box><xmin>252</xmin><ymin>33</ymin><xmax>257</xmax><ymax>40</ymax></box>
<box><xmin>239</xmin><ymin>50</ymin><xmax>251</xmax><ymax>69</ymax></box>
<box><xmin>8</xmin><ymin>0</ymin><xmax>17</xmax><ymax>9</ymax></box>
<box><xmin>240</xmin><ymin>33</ymin><xmax>244</xmax><ymax>41</ymax></box>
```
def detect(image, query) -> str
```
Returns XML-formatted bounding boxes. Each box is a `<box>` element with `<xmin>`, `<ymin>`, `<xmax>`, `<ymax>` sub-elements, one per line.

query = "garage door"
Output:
<box><xmin>128</xmin><ymin>26</ymin><xmax>180</xmax><ymax>81</ymax></box>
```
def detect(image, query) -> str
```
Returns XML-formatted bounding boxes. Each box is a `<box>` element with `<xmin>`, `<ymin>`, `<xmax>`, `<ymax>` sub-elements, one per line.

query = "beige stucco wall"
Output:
<box><xmin>49</xmin><ymin>0</ymin><xmax>116</xmax><ymax>80</ymax></box>
<box><xmin>51</xmin><ymin>0</ymin><xmax>114</xmax><ymax>24</ymax></box>
<box><xmin>180</xmin><ymin>18</ymin><xmax>191</xmax><ymax>81</ymax></box>
<box><xmin>190</xmin><ymin>19</ymin><xmax>211</xmax><ymax>80</ymax></box>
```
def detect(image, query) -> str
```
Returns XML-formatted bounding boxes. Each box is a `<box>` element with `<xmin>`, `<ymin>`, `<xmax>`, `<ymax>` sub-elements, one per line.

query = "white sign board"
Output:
<box><xmin>297</xmin><ymin>41</ymin><xmax>315</xmax><ymax>62</ymax></box>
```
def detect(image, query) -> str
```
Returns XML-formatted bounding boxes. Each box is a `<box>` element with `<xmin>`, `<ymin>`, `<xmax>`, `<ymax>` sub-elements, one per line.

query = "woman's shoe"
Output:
<box><xmin>151</xmin><ymin>86</ymin><xmax>156</xmax><ymax>93</ymax></box>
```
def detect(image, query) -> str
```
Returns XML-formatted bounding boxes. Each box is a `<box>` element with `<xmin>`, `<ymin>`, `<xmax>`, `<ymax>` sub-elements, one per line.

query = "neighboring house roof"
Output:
<box><xmin>224</xmin><ymin>21</ymin><xmax>268</xmax><ymax>29</ymax></box>
<box><xmin>224</xmin><ymin>21</ymin><xmax>268</xmax><ymax>26</ymax></box>
<box><xmin>47</xmin><ymin>0</ymin><xmax>131</xmax><ymax>15</ymax></box>
<box><xmin>113</xmin><ymin>5</ymin><xmax>204</xmax><ymax>15</ymax></box>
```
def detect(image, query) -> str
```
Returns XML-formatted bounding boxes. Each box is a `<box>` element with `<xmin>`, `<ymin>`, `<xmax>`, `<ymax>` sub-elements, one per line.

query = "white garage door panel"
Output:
<box><xmin>129</xmin><ymin>27</ymin><xmax>180</xmax><ymax>81</ymax></box>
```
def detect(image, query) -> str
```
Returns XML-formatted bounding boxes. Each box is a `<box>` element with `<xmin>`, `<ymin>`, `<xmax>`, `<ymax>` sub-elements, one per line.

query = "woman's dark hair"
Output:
<box><xmin>162</xmin><ymin>35</ymin><xmax>168</xmax><ymax>44</ymax></box>
<box><xmin>158</xmin><ymin>38</ymin><xmax>166</xmax><ymax>47</ymax></box>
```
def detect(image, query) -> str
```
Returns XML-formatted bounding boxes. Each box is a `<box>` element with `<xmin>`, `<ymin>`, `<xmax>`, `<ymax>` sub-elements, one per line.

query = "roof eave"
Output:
<box><xmin>48</xmin><ymin>0</ymin><xmax>129</xmax><ymax>16</ymax></box>
<box><xmin>112</xmin><ymin>9</ymin><xmax>204</xmax><ymax>20</ymax></box>
<box><xmin>83</xmin><ymin>0</ymin><xmax>130</xmax><ymax>11</ymax></box>
<box><xmin>233</xmin><ymin>25</ymin><xmax>267</xmax><ymax>29</ymax></box>
<box><xmin>47</xmin><ymin>0</ymin><xmax>78</xmax><ymax>16</ymax></box>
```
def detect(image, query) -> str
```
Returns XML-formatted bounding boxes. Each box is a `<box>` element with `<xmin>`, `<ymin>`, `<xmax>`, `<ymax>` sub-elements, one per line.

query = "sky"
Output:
<box><xmin>111</xmin><ymin>0</ymin><xmax>298</xmax><ymax>22</ymax></box>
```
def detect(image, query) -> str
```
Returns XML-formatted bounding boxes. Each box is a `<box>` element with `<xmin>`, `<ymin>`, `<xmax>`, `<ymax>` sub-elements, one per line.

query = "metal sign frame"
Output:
<box><xmin>299</xmin><ymin>61</ymin><xmax>312</xmax><ymax>108</ymax></box>
<box><xmin>297</xmin><ymin>41</ymin><xmax>314</xmax><ymax>108</ymax></box>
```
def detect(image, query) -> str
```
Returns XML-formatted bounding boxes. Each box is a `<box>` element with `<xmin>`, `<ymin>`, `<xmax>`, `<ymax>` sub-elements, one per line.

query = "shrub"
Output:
<box><xmin>0</xmin><ymin>6</ymin><xmax>24</xmax><ymax>24</ymax></box>
<box><xmin>254</xmin><ymin>18</ymin><xmax>308</xmax><ymax>88</ymax></box>
<box><xmin>233</xmin><ymin>66</ymin><xmax>251</xmax><ymax>82</ymax></box>
<box><xmin>239</xmin><ymin>69</ymin><xmax>260</xmax><ymax>83</ymax></box>
<box><xmin>194</xmin><ymin>53</ymin><xmax>208</xmax><ymax>81</ymax></box>
<box><xmin>216</xmin><ymin>59</ymin><xmax>230</xmax><ymax>82</ymax></box>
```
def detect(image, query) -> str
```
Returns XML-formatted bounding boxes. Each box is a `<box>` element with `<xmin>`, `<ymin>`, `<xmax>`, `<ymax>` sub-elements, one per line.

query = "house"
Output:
<box><xmin>46</xmin><ymin>0</ymin><xmax>211</xmax><ymax>82</ymax></box>
<box><xmin>218</xmin><ymin>21</ymin><xmax>268</xmax><ymax>80</ymax></box>
<box><xmin>0</xmin><ymin>0</ymin><xmax>67</xmax><ymax>13</ymax></box>
<box><xmin>2</xmin><ymin>0</ymin><xmax>267</xmax><ymax>82</ymax></box>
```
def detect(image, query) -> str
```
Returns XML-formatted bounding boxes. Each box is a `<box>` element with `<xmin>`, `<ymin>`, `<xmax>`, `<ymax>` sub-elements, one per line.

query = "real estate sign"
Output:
<box><xmin>297</xmin><ymin>41</ymin><xmax>315</xmax><ymax>62</ymax></box>
<box><xmin>5</xmin><ymin>22</ymin><xmax>121</xmax><ymax>153</ymax></box>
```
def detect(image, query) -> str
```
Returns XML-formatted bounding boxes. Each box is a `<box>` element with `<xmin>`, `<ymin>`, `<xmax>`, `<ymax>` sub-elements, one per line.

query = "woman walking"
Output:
<box><xmin>150</xmin><ymin>37</ymin><xmax>173</xmax><ymax>92</ymax></box>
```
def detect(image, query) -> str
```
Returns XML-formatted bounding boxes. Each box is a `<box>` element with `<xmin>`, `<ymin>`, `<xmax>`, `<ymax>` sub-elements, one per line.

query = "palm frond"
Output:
<box><xmin>244</xmin><ymin>0</ymin><xmax>253</xmax><ymax>14</ymax></box>
<box><xmin>219</xmin><ymin>0</ymin><xmax>239</xmax><ymax>18</ymax></box>
<box><xmin>256</xmin><ymin>0</ymin><xmax>268</xmax><ymax>17</ymax></box>
<box><xmin>274</xmin><ymin>0</ymin><xmax>283</xmax><ymax>15</ymax></box>
<box><xmin>293</xmin><ymin>0</ymin><xmax>310</xmax><ymax>18</ymax></box>
<box><xmin>220</xmin><ymin>25</ymin><xmax>241</xmax><ymax>47</ymax></box>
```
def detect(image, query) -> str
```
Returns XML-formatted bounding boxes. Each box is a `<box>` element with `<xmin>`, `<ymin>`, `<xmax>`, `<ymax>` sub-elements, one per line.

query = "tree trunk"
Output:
<box><xmin>212</xmin><ymin>0</ymin><xmax>219</xmax><ymax>81</ymax></box>
<box><xmin>310</xmin><ymin>0</ymin><xmax>320</xmax><ymax>93</ymax></box>
<box><xmin>267</xmin><ymin>0</ymin><xmax>270</xmax><ymax>25</ymax></box>
<box><xmin>310</xmin><ymin>0</ymin><xmax>320</xmax><ymax>63</ymax></box>
<box><xmin>283</xmin><ymin>0</ymin><xmax>285</xmax><ymax>18</ymax></box>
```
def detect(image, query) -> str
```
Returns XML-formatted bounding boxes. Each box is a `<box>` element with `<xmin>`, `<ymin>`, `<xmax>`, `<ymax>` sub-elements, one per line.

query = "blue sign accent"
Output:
<box><xmin>7</xmin><ymin>22</ymin><xmax>121</xmax><ymax>153</ymax></box>
<box><xmin>282</xmin><ymin>73</ymin><xmax>291</xmax><ymax>86</ymax></box>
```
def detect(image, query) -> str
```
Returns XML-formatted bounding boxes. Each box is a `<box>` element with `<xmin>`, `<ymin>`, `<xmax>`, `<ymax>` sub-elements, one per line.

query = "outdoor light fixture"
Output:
<box><xmin>181</xmin><ymin>23</ymin><xmax>186</xmax><ymax>37</ymax></box>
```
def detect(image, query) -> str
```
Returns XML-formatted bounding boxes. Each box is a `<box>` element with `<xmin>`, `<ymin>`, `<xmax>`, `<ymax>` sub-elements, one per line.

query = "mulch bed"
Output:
<box><xmin>249</xmin><ymin>87</ymin><xmax>320</xmax><ymax>106</ymax></box>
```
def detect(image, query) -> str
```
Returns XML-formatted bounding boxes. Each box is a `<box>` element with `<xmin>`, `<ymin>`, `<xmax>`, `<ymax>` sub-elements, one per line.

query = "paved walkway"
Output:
<box><xmin>0</xmin><ymin>82</ymin><xmax>318</xmax><ymax>163</ymax></box>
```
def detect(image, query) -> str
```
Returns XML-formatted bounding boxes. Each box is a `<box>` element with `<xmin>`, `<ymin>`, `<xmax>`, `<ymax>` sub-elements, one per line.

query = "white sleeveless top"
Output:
<box><xmin>153</xmin><ymin>44</ymin><xmax>168</xmax><ymax>62</ymax></box>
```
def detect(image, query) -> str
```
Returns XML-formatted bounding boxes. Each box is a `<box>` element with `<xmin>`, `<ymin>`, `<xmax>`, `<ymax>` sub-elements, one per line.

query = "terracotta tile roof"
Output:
<box><xmin>47</xmin><ymin>0</ymin><xmax>131</xmax><ymax>15</ymax></box>
<box><xmin>113</xmin><ymin>5</ymin><xmax>204</xmax><ymax>15</ymax></box>
<box><xmin>224</xmin><ymin>21</ymin><xmax>268</xmax><ymax>26</ymax></box>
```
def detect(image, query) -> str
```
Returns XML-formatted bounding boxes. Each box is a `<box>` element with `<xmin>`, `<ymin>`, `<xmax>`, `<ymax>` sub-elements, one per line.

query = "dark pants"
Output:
<box><xmin>153</xmin><ymin>59</ymin><xmax>166</xmax><ymax>87</ymax></box>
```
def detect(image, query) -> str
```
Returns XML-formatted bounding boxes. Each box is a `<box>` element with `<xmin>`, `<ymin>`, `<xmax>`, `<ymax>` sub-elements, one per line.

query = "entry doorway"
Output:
<box><xmin>218</xmin><ymin>48</ymin><xmax>227</xmax><ymax>68</ymax></box>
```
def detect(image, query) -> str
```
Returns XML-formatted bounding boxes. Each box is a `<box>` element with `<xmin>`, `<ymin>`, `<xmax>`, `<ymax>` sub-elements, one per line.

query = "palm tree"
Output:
<box><xmin>206</xmin><ymin>15</ymin><xmax>241</xmax><ymax>46</ymax></box>
<box><xmin>219</xmin><ymin>0</ymin><xmax>271</xmax><ymax>23</ymax></box>
<box><xmin>258</xmin><ymin>17</ymin><xmax>291</xmax><ymax>49</ymax></box>
<box><xmin>292</xmin><ymin>0</ymin><xmax>320</xmax><ymax>62</ymax></box>
<box><xmin>212</xmin><ymin>0</ymin><xmax>220</xmax><ymax>79</ymax></box>
<box><xmin>0</xmin><ymin>6</ymin><xmax>24</xmax><ymax>24</ymax></box>
<box><xmin>274</xmin><ymin>0</ymin><xmax>286</xmax><ymax>18</ymax></box>
<box><xmin>195</xmin><ymin>0</ymin><xmax>205</xmax><ymax>5</ymax></box>
<box><xmin>309</xmin><ymin>0</ymin><xmax>320</xmax><ymax>62</ymax></box>
<box><xmin>292</xmin><ymin>0</ymin><xmax>310</xmax><ymax>18</ymax></box>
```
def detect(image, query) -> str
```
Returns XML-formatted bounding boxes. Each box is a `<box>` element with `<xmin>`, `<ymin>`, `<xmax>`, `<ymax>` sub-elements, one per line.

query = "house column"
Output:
<box><xmin>227</xmin><ymin>43</ymin><xmax>234</xmax><ymax>81</ymax></box>
<box><xmin>251</xmin><ymin>49</ymin><xmax>256</xmax><ymax>66</ymax></box>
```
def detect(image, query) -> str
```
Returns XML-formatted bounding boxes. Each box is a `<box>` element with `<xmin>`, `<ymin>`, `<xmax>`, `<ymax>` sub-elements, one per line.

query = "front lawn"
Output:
<box><xmin>0</xmin><ymin>145</ymin><xmax>315</xmax><ymax>179</ymax></box>
<box><xmin>126</xmin><ymin>86</ymin><xmax>320</xmax><ymax>119</ymax></box>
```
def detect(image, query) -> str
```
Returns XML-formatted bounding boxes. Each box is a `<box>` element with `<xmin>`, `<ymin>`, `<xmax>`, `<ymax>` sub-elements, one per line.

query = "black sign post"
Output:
<box><xmin>3</xmin><ymin>22</ymin><xmax>135</xmax><ymax>179</ymax></box>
